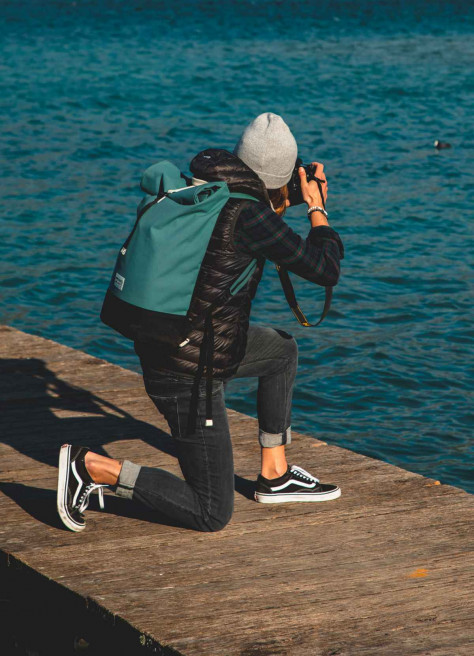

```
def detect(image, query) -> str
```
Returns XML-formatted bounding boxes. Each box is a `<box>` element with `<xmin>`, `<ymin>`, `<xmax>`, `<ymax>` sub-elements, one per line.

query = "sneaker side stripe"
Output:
<box><xmin>71</xmin><ymin>460</ymin><xmax>83</xmax><ymax>507</ymax></box>
<box><xmin>270</xmin><ymin>479</ymin><xmax>316</xmax><ymax>492</ymax></box>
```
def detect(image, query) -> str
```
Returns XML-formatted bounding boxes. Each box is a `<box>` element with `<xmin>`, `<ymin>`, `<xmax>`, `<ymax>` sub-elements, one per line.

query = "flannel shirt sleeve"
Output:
<box><xmin>234</xmin><ymin>201</ymin><xmax>344</xmax><ymax>287</ymax></box>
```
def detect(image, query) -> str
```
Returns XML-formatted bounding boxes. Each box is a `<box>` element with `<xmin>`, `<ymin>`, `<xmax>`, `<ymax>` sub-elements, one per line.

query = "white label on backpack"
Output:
<box><xmin>114</xmin><ymin>273</ymin><xmax>125</xmax><ymax>291</ymax></box>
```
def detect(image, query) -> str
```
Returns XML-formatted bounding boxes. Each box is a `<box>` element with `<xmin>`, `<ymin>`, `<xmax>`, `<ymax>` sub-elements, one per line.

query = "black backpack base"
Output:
<box><xmin>101</xmin><ymin>290</ymin><xmax>191</xmax><ymax>347</ymax></box>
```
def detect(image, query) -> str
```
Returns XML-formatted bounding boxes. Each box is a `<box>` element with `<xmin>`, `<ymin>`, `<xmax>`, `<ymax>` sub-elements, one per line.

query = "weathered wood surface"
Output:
<box><xmin>0</xmin><ymin>325</ymin><xmax>473</xmax><ymax>656</ymax></box>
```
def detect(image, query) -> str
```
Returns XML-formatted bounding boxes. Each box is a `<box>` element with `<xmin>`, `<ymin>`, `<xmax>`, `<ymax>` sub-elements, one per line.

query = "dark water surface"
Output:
<box><xmin>1</xmin><ymin>1</ymin><xmax>473</xmax><ymax>491</ymax></box>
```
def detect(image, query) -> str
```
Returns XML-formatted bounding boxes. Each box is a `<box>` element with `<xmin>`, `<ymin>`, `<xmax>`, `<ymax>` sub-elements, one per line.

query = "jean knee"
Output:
<box><xmin>201</xmin><ymin>516</ymin><xmax>230</xmax><ymax>532</ymax></box>
<box><xmin>289</xmin><ymin>335</ymin><xmax>298</xmax><ymax>363</ymax></box>
<box><xmin>275</xmin><ymin>330</ymin><xmax>298</xmax><ymax>365</ymax></box>
<box><xmin>201</xmin><ymin>501</ymin><xmax>233</xmax><ymax>533</ymax></box>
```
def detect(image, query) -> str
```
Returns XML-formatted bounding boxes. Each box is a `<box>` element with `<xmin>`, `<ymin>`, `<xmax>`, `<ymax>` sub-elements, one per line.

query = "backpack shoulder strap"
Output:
<box><xmin>228</xmin><ymin>192</ymin><xmax>261</xmax><ymax>202</ymax></box>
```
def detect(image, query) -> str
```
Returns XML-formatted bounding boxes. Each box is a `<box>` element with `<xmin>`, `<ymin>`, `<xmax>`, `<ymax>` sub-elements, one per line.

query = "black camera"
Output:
<box><xmin>286</xmin><ymin>157</ymin><xmax>317</xmax><ymax>206</ymax></box>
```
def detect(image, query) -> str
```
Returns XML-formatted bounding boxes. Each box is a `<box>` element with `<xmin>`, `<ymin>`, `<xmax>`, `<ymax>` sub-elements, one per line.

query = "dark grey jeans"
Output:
<box><xmin>115</xmin><ymin>325</ymin><xmax>298</xmax><ymax>531</ymax></box>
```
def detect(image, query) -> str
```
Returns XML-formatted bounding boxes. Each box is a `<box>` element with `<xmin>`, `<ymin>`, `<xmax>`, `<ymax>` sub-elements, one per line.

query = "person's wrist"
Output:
<box><xmin>309</xmin><ymin>213</ymin><xmax>329</xmax><ymax>227</ymax></box>
<box><xmin>307</xmin><ymin>205</ymin><xmax>329</xmax><ymax>227</ymax></box>
<box><xmin>306</xmin><ymin>199</ymin><xmax>323</xmax><ymax>208</ymax></box>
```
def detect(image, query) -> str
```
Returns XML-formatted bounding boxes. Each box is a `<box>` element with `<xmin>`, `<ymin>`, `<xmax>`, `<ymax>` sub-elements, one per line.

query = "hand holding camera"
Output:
<box><xmin>286</xmin><ymin>158</ymin><xmax>329</xmax><ymax>226</ymax></box>
<box><xmin>299</xmin><ymin>162</ymin><xmax>327</xmax><ymax>205</ymax></box>
<box><xmin>300</xmin><ymin>162</ymin><xmax>328</xmax><ymax>227</ymax></box>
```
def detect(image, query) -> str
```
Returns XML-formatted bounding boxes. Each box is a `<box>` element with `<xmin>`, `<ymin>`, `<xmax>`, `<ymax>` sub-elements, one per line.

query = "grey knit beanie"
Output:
<box><xmin>233</xmin><ymin>112</ymin><xmax>298</xmax><ymax>189</ymax></box>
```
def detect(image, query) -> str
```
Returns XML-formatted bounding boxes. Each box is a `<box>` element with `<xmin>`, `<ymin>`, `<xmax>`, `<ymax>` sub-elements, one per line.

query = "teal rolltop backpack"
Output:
<box><xmin>100</xmin><ymin>161</ymin><xmax>260</xmax><ymax>430</ymax></box>
<box><xmin>101</xmin><ymin>161</ymin><xmax>259</xmax><ymax>346</ymax></box>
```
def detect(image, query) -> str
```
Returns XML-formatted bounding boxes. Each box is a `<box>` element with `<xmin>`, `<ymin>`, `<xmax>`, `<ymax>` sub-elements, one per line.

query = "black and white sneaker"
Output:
<box><xmin>57</xmin><ymin>444</ymin><xmax>108</xmax><ymax>532</ymax></box>
<box><xmin>254</xmin><ymin>464</ymin><xmax>341</xmax><ymax>504</ymax></box>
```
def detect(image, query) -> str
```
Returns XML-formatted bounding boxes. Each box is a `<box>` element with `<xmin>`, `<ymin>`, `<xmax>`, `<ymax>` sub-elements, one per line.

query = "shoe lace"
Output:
<box><xmin>291</xmin><ymin>465</ymin><xmax>319</xmax><ymax>485</ymax></box>
<box><xmin>76</xmin><ymin>483</ymin><xmax>108</xmax><ymax>513</ymax></box>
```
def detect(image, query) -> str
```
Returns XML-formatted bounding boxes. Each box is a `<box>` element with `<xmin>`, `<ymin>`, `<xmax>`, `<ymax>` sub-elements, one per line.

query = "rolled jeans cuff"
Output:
<box><xmin>115</xmin><ymin>460</ymin><xmax>141</xmax><ymax>500</ymax></box>
<box><xmin>259</xmin><ymin>426</ymin><xmax>292</xmax><ymax>448</ymax></box>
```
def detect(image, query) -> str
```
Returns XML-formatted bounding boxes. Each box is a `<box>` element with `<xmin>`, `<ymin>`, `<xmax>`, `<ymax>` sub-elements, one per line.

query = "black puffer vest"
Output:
<box><xmin>134</xmin><ymin>149</ymin><xmax>271</xmax><ymax>380</ymax></box>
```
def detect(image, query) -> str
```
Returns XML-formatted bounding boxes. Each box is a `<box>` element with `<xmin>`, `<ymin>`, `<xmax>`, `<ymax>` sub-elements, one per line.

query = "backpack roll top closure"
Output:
<box><xmin>140</xmin><ymin>160</ymin><xmax>187</xmax><ymax>196</ymax></box>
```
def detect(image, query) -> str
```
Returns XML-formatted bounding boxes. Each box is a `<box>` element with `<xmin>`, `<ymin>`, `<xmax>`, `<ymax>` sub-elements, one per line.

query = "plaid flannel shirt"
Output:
<box><xmin>234</xmin><ymin>201</ymin><xmax>344</xmax><ymax>286</ymax></box>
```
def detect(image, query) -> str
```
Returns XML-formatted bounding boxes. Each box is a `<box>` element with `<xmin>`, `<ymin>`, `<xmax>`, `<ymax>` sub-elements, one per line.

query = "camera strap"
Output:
<box><xmin>275</xmin><ymin>177</ymin><xmax>332</xmax><ymax>327</ymax></box>
<box><xmin>275</xmin><ymin>266</ymin><xmax>332</xmax><ymax>327</ymax></box>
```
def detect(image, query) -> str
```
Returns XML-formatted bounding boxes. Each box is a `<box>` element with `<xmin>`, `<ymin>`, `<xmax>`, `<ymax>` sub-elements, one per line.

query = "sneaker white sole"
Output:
<box><xmin>57</xmin><ymin>444</ymin><xmax>85</xmax><ymax>532</ymax></box>
<box><xmin>255</xmin><ymin>487</ymin><xmax>341</xmax><ymax>503</ymax></box>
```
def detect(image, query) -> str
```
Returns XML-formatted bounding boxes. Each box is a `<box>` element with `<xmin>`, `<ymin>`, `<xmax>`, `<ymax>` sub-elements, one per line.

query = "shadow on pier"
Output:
<box><xmin>0</xmin><ymin>357</ymin><xmax>254</xmax><ymax>529</ymax></box>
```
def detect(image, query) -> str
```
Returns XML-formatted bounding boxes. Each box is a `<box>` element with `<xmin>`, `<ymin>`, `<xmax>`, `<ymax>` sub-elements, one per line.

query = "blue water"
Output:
<box><xmin>1</xmin><ymin>1</ymin><xmax>473</xmax><ymax>492</ymax></box>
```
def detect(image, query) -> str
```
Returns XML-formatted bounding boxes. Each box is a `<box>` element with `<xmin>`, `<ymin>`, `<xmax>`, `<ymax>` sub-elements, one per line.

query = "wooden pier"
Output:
<box><xmin>1</xmin><ymin>325</ymin><xmax>473</xmax><ymax>655</ymax></box>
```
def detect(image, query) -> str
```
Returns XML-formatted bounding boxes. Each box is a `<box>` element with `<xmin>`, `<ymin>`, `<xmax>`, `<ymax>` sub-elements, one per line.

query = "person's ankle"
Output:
<box><xmin>84</xmin><ymin>452</ymin><xmax>122</xmax><ymax>486</ymax></box>
<box><xmin>84</xmin><ymin>452</ymin><xmax>102</xmax><ymax>483</ymax></box>
<box><xmin>260</xmin><ymin>463</ymin><xmax>289</xmax><ymax>480</ymax></box>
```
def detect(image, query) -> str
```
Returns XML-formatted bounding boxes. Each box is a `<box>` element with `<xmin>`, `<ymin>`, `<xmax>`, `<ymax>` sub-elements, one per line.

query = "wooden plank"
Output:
<box><xmin>1</xmin><ymin>326</ymin><xmax>473</xmax><ymax>655</ymax></box>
